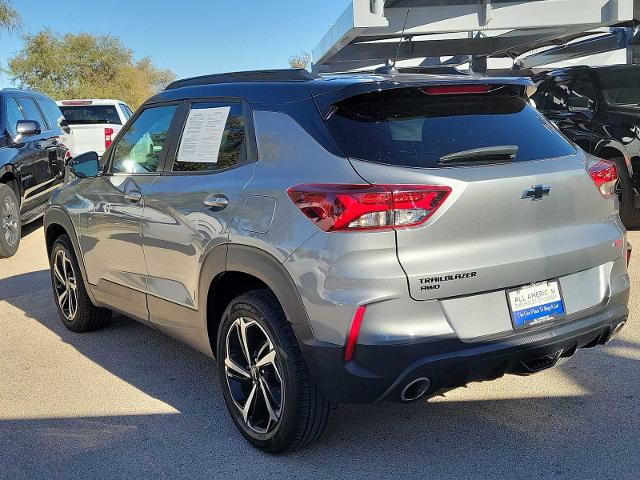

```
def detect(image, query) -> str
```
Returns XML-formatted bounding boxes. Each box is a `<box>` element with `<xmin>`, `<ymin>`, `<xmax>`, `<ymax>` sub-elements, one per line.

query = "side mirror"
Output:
<box><xmin>567</xmin><ymin>96</ymin><xmax>591</xmax><ymax>111</ymax></box>
<box><xmin>15</xmin><ymin>120</ymin><xmax>41</xmax><ymax>139</ymax></box>
<box><xmin>71</xmin><ymin>151</ymin><xmax>100</xmax><ymax>178</ymax></box>
<box><xmin>60</xmin><ymin>118</ymin><xmax>71</xmax><ymax>134</ymax></box>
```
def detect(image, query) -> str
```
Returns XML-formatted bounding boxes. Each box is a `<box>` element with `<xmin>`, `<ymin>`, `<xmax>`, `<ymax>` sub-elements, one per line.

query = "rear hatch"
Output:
<box><xmin>319</xmin><ymin>79</ymin><xmax>623</xmax><ymax>334</ymax></box>
<box><xmin>59</xmin><ymin>103</ymin><xmax>122</xmax><ymax>156</ymax></box>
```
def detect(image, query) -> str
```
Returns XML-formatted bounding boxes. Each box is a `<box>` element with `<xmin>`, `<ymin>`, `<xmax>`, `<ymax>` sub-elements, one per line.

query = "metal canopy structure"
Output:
<box><xmin>312</xmin><ymin>0</ymin><xmax>639</xmax><ymax>73</ymax></box>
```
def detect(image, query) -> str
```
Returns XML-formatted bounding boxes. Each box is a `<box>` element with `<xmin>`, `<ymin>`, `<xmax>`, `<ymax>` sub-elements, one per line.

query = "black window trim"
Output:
<box><xmin>160</xmin><ymin>96</ymin><xmax>257</xmax><ymax>176</ymax></box>
<box><xmin>103</xmin><ymin>100</ymin><xmax>184</xmax><ymax>177</ymax></box>
<box><xmin>34</xmin><ymin>97</ymin><xmax>56</xmax><ymax>129</ymax></box>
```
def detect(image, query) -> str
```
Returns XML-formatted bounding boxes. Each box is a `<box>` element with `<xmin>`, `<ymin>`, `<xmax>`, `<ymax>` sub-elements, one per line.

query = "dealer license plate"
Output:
<box><xmin>507</xmin><ymin>280</ymin><xmax>565</xmax><ymax>329</ymax></box>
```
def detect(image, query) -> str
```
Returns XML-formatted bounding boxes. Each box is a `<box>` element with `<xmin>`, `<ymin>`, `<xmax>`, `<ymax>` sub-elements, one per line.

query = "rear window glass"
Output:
<box><xmin>59</xmin><ymin>105</ymin><xmax>122</xmax><ymax>125</ymax></box>
<box><xmin>326</xmin><ymin>87</ymin><xmax>576</xmax><ymax>168</ymax></box>
<box><xmin>37</xmin><ymin>97</ymin><xmax>64</xmax><ymax>129</ymax></box>
<box><xmin>598</xmin><ymin>68</ymin><xmax>640</xmax><ymax>106</ymax></box>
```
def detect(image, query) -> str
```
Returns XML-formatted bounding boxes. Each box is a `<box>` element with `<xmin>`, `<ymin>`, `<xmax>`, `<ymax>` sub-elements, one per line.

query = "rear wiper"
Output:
<box><xmin>439</xmin><ymin>145</ymin><xmax>519</xmax><ymax>165</ymax></box>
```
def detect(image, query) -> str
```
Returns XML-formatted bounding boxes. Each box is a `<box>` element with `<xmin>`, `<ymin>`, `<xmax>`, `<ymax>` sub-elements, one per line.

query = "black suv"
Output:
<box><xmin>0</xmin><ymin>89</ymin><xmax>69</xmax><ymax>257</ymax></box>
<box><xmin>533</xmin><ymin>65</ymin><xmax>640</xmax><ymax>227</ymax></box>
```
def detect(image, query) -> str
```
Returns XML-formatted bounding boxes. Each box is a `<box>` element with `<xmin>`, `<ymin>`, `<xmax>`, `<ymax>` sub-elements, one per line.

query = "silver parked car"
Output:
<box><xmin>44</xmin><ymin>69</ymin><xmax>631</xmax><ymax>453</ymax></box>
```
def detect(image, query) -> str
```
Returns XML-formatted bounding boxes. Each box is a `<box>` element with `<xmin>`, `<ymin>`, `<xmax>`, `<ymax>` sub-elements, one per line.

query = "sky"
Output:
<box><xmin>0</xmin><ymin>0</ymin><xmax>352</xmax><ymax>88</ymax></box>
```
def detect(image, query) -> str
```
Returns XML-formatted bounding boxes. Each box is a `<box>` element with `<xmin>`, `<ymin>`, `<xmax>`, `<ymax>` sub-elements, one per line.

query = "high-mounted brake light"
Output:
<box><xmin>588</xmin><ymin>159</ymin><xmax>618</xmax><ymax>198</ymax></box>
<box><xmin>287</xmin><ymin>184</ymin><xmax>451</xmax><ymax>232</ymax></box>
<box><xmin>61</xmin><ymin>100</ymin><xmax>93</xmax><ymax>106</ymax></box>
<box><xmin>422</xmin><ymin>85</ymin><xmax>490</xmax><ymax>95</ymax></box>
<box><xmin>344</xmin><ymin>305</ymin><xmax>366</xmax><ymax>362</ymax></box>
<box><xmin>104</xmin><ymin>127</ymin><xmax>114</xmax><ymax>150</ymax></box>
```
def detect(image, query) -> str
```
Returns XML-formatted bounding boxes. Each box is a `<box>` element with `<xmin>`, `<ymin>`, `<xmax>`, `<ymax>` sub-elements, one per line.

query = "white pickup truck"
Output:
<box><xmin>56</xmin><ymin>99</ymin><xmax>134</xmax><ymax>158</ymax></box>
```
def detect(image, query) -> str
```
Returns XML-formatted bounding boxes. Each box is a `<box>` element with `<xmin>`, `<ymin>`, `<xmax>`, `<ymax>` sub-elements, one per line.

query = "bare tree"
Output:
<box><xmin>288</xmin><ymin>51</ymin><xmax>311</xmax><ymax>70</ymax></box>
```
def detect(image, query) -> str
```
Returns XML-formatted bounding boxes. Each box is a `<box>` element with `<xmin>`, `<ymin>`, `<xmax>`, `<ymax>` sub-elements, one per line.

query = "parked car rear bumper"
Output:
<box><xmin>295</xmin><ymin>289</ymin><xmax>629</xmax><ymax>404</ymax></box>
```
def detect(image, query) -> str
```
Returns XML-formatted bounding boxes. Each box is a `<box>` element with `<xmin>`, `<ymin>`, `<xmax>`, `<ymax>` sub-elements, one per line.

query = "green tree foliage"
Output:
<box><xmin>0</xmin><ymin>0</ymin><xmax>21</xmax><ymax>33</ymax></box>
<box><xmin>8</xmin><ymin>30</ymin><xmax>175</xmax><ymax>108</ymax></box>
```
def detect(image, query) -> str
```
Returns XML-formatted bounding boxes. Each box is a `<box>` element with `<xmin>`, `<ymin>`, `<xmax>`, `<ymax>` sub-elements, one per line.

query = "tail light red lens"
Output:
<box><xmin>104</xmin><ymin>127</ymin><xmax>114</xmax><ymax>150</ymax></box>
<box><xmin>422</xmin><ymin>85</ymin><xmax>490</xmax><ymax>95</ymax></box>
<box><xmin>588</xmin><ymin>159</ymin><xmax>618</xmax><ymax>198</ymax></box>
<box><xmin>287</xmin><ymin>184</ymin><xmax>451</xmax><ymax>232</ymax></box>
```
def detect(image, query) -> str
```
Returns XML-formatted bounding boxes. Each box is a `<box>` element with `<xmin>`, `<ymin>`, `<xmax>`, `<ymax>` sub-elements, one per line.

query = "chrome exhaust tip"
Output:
<box><xmin>400</xmin><ymin>377</ymin><xmax>431</xmax><ymax>402</ymax></box>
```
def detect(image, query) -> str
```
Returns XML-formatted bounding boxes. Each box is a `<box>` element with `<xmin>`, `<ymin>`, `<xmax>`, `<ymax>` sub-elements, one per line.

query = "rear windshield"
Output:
<box><xmin>326</xmin><ymin>87</ymin><xmax>575</xmax><ymax>168</ymax></box>
<box><xmin>59</xmin><ymin>105</ymin><xmax>121</xmax><ymax>125</ymax></box>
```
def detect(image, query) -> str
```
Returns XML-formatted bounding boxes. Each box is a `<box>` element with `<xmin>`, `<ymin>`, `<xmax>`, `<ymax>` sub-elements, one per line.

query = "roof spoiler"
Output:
<box><xmin>312</xmin><ymin>77</ymin><xmax>534</xmax><ymax>119</ymax></box>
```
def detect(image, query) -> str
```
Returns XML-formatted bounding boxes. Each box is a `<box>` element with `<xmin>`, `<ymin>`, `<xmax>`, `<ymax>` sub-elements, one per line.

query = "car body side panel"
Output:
<box><xmin>235</xmin><ymin>107</ymin><xmax>408</xmax><ymax>346</ymax></box>
<box><xmin>142</xmin><ymin>162</ymin><xmax>256</xmax><ymax>313</ymax></box>
<box><xmin>73</xmin><ymin>174</ymin><xmax>158</xmax><ymax>323</ymax></box>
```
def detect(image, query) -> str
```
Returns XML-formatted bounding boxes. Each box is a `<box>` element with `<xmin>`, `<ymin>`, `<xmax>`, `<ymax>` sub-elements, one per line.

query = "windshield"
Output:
<box><xmin>59</xmin><ymin>105</ymin><xmax>122</xmax><ymax>125</ymax></box>
<box><xmin>598</xmin><ymin>68</ymin><xmax>640</xmax><ymax>106</ymax></box>
<box><xmin>326</xmin><ymin>87</ymin><xmax>575</xmax><ymax>169</ymax></box>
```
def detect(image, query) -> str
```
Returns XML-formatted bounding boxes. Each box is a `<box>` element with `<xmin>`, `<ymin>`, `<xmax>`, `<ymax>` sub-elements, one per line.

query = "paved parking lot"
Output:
<box><xmin>1</xmin><ymin>223</ymin><xmax>638</xmax><ymax>480</ymax></box>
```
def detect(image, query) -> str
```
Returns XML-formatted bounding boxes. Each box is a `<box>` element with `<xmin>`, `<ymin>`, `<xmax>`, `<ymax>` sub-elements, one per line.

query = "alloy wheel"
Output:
<box><xmin>1</xmin><ymin>196</ymin><xmax>19</xmax><ymax>247</ymax></box>
<box><xmin>53</xmin><ymin>249</ymin><xmax>79</xmax><ymax>321</ymax></box>
<box><xmin>224</xmin><ymin>317</ymin><xmax>284</xmax><ymax>434</ymax></box>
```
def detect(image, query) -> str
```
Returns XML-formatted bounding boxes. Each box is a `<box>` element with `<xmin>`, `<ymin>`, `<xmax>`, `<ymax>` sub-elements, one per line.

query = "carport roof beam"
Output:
<box><xmin>312</xmin><ymin>0</ymin><xmax>637</xmax><ymax>72</ymax></box>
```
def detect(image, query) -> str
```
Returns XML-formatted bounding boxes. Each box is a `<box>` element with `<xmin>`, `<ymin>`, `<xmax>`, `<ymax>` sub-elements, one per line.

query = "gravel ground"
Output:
<box><xmin>1</xmin><ymin>223</ymin><xmax>638</xmax><ymax>480</ymax></box>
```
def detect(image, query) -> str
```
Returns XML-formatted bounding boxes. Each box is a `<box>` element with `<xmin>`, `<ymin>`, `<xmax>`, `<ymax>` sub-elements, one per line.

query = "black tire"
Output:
<box><xmin>217</xmin><ymin>290</ymin><xmax>336</xmax><ymax>453</ymax></box>
<box><xmin>0</xmin><ymin>183</ymin><xmax>21</xmax><ymax>258</ymax></box>
<box><xmin>609</xmin><ymin>157</ymin><xmax>640</xmax><ymax>228</ymax></box>
<box><xmin>50</xmin><ymin>234</ymin><xmax>111</xmax><ymax>332</ymax></box>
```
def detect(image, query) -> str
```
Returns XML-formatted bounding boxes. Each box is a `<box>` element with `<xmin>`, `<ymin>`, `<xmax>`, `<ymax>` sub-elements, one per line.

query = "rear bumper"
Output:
<box><xmin>296</xmin><ymin>290</ymin><xmax>629</xmax><ymax>404</ymax></box>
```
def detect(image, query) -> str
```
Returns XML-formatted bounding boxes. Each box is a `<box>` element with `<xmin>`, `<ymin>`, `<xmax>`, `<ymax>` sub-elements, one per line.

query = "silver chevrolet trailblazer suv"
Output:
<box><xmin>44</xmin><ymin>69</ymin><xmax>631</xmax><ymax>453</ymax></box>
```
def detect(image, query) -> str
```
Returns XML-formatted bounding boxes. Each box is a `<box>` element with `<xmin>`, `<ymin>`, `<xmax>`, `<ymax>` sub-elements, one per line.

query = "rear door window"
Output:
<box><xmin>119</xmin><ymin>103</ymin><xmax>134</xmax><ymax>119</ymax></box>
<box><xmin>36</xmin><ymin>97</ymin><xmax>65</xmax><ymax>129</ymax></box>
<box><xmin>16</xmin><ymin>97</ymin><xmax>49</xmax><ymax>130</ymax></box>
<box><xmin>326</xmin><ymin>86</ymin><xmax>575</xmax><ymax>169</ymax></box>
<box><xmin>59</xmin><ymin>105</ymin><xmax>122</xmax><ymax>125</ymax></box>
<box><xmin>172</xmin><ymin>102</ymin><xmax>246</xmax><ymax>172</ymax></box>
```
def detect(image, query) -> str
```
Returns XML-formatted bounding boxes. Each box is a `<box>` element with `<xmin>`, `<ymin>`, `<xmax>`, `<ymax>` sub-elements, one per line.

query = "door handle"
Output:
<box><xmin>204</xmin><ymin>194</ymin><xmax>229</xmax><ymax>210</ymax></box>
<box><xmin>124</xmin><ymin>191</ymin><xmax>143</xmax><ymax>203</ymax></box>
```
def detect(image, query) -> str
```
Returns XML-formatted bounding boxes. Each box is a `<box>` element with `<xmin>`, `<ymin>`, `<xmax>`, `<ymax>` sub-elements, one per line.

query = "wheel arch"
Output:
<box><xmin>594</xmin><ymin>140</ymin><xmax>633</xmax><ymax>177</ymax></box>
<box><xmin>201</xmin><ymin>244</ymin><xmax>315</xmax><ymax>357</ymax></box>
<box><xmin>0</xmin><ymin>164</ymin><xmax>23</xmax><ymax>202</ymax></box>
<box><xmin>44</xmin><ymin>206</ymin><xmax>99</xmax><ymax>305</ymax></box>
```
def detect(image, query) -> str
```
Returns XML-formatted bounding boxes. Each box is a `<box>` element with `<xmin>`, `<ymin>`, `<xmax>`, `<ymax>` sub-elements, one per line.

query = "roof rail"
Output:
<box><xmin>165</xmin><ymin>69</ymin><xmax>319</xmax><ymax>90</ymax></box>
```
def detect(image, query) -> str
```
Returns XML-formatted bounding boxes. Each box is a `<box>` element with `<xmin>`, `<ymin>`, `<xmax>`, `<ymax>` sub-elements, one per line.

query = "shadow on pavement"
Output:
<box><xmin>0</xmin><ymin>269</ymin><xmax>638</xmax><ymax>479</ymax></box>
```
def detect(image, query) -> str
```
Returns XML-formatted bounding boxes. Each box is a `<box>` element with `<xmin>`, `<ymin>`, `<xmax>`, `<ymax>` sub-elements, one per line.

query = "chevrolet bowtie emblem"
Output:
<box><xmin>521</xmin><ymin>185</ymin><xmax>551</xmax><ymax>201</ymax></box>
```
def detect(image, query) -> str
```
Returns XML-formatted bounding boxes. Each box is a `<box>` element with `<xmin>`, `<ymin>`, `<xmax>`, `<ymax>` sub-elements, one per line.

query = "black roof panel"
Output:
<box><xmin>150</xmin><ymin>69</ymin><xmax>533</xmax><ymax>105</ymax></box>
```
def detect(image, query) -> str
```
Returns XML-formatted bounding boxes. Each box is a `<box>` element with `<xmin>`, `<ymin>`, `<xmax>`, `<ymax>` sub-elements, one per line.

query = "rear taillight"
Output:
<box><xmin>104</xmin><ymin>127</ymin><xmax>114</xmax><ymax>150</ymax></box>
<box><xmin>588</xmin><ymin>160</ymin><xmax>618</xmax><ymax>198</ymax></box>
<box><xmin>287</xmin><ymin>184</ymin><xmax>451</xmax><ymax>232</ymax></box>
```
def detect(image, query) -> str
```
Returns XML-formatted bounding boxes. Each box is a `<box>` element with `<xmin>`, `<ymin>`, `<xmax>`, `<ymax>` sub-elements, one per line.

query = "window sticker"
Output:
<box><xmin>177</xmin><ymin>106</ymin><xmax>231</xmax><ymax>164</ymax></box>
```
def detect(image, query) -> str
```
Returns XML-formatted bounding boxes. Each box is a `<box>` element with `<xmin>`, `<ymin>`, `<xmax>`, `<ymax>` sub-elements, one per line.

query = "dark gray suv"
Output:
<box><xmin>44</xmin><ymin>70</ymin><xmax>630</xmax><ymax>452</ymax></box>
